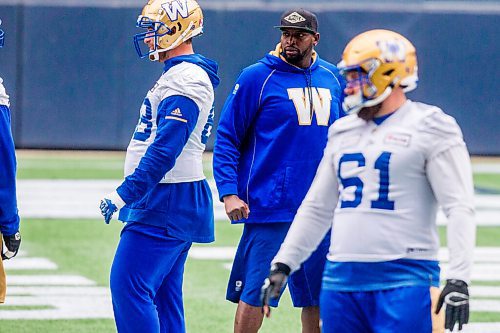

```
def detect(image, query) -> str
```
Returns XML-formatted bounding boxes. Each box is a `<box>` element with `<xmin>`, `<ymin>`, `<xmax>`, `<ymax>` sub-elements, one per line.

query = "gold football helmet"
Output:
<box><xmin>134</xmin><ymin>0</ymin><xmax>204</xmax><ymax>61</ymax></box>
<box><xmin>338</xmin><ymin>29</ymin><xmax>418</xmax><ymax>114</ymax></box>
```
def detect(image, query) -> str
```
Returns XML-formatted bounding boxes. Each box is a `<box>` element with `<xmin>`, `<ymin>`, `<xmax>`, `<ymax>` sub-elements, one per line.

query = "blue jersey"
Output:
<box><xmin>0</xmin><ymin>78</ymin><xmax>19</xmax><ymax>236</ymax></box>
<box><xmin>213</xmin><ymin>46</ymin><xmax>345</xmax><ymax>224</ymax></box>
<box><xmin>116</xmin><ymin>54</ymin><xmax>220</xmax><ymax>243</ymax></box>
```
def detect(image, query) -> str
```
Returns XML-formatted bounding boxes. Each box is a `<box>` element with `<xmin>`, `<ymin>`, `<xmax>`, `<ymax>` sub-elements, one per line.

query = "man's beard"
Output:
<box><xmin>358</xmin><ymin>104</ymin><xmax>382</xmax><ymax>121</ymax></box>
<box><xmin>281</xmin><ymin>46</ymin><xmax>311</xmax><ymax>67</ymax></box>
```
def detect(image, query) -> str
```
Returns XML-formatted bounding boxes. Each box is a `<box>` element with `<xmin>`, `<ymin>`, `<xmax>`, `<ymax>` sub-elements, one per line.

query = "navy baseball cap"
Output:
<box><xmin>275</xmin><ymin>9</ymin><xmax>318</xmax><ymax>34</ymax></box>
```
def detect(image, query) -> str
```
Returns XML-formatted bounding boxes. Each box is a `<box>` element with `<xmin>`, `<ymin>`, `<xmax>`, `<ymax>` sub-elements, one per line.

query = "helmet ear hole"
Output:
<box><xmin>383</xmin><ymin>69</ymin><xmax>394</xmax><ymax>76</ymax></box>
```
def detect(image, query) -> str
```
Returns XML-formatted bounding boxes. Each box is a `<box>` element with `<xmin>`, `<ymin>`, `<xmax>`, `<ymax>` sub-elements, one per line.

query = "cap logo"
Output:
<box><xmin>284</xmin><ymin>12</ymin><xmax>306</xmax><ymax>24</ymax></box>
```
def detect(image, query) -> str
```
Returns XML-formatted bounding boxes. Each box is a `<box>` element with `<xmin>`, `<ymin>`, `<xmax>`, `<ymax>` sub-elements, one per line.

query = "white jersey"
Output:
<box><xmin>124</xmin><ymin>61</ymin><xmax>214</xmax><ymax>183</ymax></box>
<box><xmin>0</xmin><ymin>77</ymin><xmax>9</xmax><ymax>106</ymax></box>
<box><xmin>274</xmin><ymin>100</ymin><xmax>476</xmax><ymax>282</ymax></box>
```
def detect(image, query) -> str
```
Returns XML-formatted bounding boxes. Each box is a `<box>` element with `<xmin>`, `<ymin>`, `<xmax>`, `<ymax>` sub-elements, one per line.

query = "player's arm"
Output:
<box><xmin>213</xmin><ymin>69</ymin><xmax>263</xmax><ymax>217</ymax></box>
<box><xmin>0</xmin><ymin>101</ymin><xmax>21</xmax><ymax>258</ymax></box>
<box><xmin>424</xmin><ymin>112</ymin><xmax>475</xmax><ymax>331</ymax></box>
<box><xmin>100</xmin><ymin>95</ymin><xmax>199</xmax><ymax>223</ymax></box>
<box><xmin>0</xmin><ymin>85</ymin><xmax>21</xmax><ymax>259</ymax></box>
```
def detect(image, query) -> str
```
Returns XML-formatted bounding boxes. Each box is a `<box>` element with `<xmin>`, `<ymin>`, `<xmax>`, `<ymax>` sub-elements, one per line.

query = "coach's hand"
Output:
<box><xmin>2</xmin><ymin>231</ymin><xmax>21</xmax><ymax>260</ymax></box>
<box><xmin>260</xmin><ymin>262</ymin><xmax>291</xmax><ymax>318</ymax></box>
<box><xmin>435</xmin><ymin>279</ymin><xmax>469</xmax><ymax>331</ymax></box>
<box><xmin>223</xmin><ymin>195</ymin><xmax>250</xmax><ymax>221</ymax></box>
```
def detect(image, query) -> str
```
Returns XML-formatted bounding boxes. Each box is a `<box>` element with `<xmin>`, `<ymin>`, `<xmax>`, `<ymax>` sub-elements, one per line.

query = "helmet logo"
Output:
<box><xmin>161</xmin><ymin>0</ymin><xmax>189</xmax><ymax>22</ymax></box>
<box><xmin>283</xmin><ymin>12</ymin><xmax>306</xmax><ymax>24</ymax></box>
<box><xmin>377</xmin><ymin>39</ymin><xmax>407</xmax><ymax>63</ymax></box>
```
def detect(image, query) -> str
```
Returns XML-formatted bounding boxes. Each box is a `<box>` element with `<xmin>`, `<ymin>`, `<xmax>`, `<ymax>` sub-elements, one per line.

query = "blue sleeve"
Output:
<box><xmin>0</xmin><ymin>105</ymin><xmax>20</xmax><ymax>236</ymax></box>
<box><xmin>116</xmin><ymin>95</ymin><xmax>199</xmax><ymax>204</ymax></box>
<box><xmin>213</xmin><ymin>68</ymin><xmax>262</xmax><ymax>201</ymax></box>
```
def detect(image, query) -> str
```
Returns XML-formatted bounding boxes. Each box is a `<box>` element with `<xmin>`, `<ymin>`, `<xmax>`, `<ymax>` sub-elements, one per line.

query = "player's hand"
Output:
<box><xmin>99</xmin><ymin>198</ymin><xmax>118</xmax><ymax>224</ymax></box>
<box><xmin>435</xmin><ymin>279</ymin><xmax>469</xmax><ymax>331</ymax></box>
<box><xmin>223</xmin><ymin>195</ymin><xmax>250</xmax><ymax>221</ymax></box>
<box><xmin>260</xmin><ymin>262</ymin><xmax>291</xmax><ymax>318</ymax></box>
<box><xmin>2</xmin><ymin>231</ymin><xmax>21</xmax><ymax>260</ymax></box>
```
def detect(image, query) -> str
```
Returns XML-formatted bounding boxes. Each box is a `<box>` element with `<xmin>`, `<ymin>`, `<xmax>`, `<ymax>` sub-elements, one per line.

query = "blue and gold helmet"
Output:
<box><xmin>338</xmin><ymin>29</ymin><xmax>418</xmax><ymax>114</ymax></box>
<box><xmin>133</xmin><ymin>0</ymin><xmax>204</xmax><ymax>61</ymax></box>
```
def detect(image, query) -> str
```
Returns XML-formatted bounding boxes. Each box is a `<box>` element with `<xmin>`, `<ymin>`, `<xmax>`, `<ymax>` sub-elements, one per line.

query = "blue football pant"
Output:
<box><xmin>320</xmin><ymin>286</ymin><xmax>445</xmax><ymax>333</ymax></box>
<box><xmin>110</xmin><ymin>223</ymin><xmax>192</xmax><ymax>333</ymax></box>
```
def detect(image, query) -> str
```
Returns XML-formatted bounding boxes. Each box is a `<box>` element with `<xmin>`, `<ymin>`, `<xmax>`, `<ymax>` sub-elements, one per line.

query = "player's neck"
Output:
<box><xmin>376</xmin><ymin>88</ymin><xmax>407</xmax><ymax>117</ymax></box>
<box><xmin>159</xmin><ymin>43</ymin><xmax>195</xmax><ymax>62</ymax></box>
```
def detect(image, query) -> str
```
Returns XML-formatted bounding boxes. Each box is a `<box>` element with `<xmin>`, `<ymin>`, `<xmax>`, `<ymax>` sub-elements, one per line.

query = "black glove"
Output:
<box><xmin>260</xmin><ymin>262</ymin><xmax>291</xmax><ymax>317</ymax></box>
<box><xmin>435</xmin><ymin>279</ymin><xmax>469</xmax><ymax>331</ymax></box>
<box><xmin>2</xmin><ymin>231</ymin><xmax>21</xmax><ymax>260</ymax></box>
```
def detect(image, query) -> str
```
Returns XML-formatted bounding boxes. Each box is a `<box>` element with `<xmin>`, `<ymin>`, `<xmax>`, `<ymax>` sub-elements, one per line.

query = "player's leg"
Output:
<box><xmin>320</xmin><ymin>289</ymin><xmax>372</xmax><ymax>333</ymax></box>
<box><xmin>301</xmin><ymin>306</ymin><xmax>320</xmax><ymax>333</ymax></box>
<box><xmin>227</xmin><ymin>223</ymin><xmax>289</xmax><ymax>333</ymax></box>
<box><xmin>288</xmin><ymin>232</ymin><xmax>330</xmax><ymax>333</ymax></box>
<box><xmin>154</xmin><ymin>242</ymin><xmax>191</xmax><ymax>333</ymax></box>
<box><xmin>110</xmin><ymin>223</ymin><xmax>189</xmax><ymax>333</ymax></box>
<box><xmin>371</xmin><ymin>286</ymin><xmax>433</xmax><ymax>332</ymax></box>
<box><xmin>234</xmin><ymin>300</ymin><xmax>266</xmax><ymax>333</ymax></box>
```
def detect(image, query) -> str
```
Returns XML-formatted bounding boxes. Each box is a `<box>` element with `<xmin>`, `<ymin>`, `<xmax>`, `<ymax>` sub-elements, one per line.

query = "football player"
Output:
<box><xmin>262</xmin><ymin>29</ymin><xmax>475</xmax><ymax>332</ymax></box>
<box><xmin>0</xmin><ymin>18</ymin><xmax>22</xmax><ymax>304</ymax></box>
<box><xmin>213</xmin><ymin>8</ymin><xmax>344</xmax><ymax>333</ymax></box>
<box><xmin>98</xmin><ymin>1</ymin><xmax>219</xmax><ymax>332</ymax></box>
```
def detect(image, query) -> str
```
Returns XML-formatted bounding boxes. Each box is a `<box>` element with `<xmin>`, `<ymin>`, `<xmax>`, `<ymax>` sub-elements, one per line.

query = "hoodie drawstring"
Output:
<box><xmin>304</xmin><ymin>69</ymin><xmax>314</xmax><ymax>119</ymax></box>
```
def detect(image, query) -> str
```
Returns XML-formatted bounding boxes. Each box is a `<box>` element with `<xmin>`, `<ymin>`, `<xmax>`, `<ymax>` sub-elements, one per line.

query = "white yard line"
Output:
<box><xmin>3</xmin><ymin>248</ymin><xmax>500</xmax><ymax>323</ymax></box>
<box><xmin>16</xmin><ymin>180</ymin><xmax>500</xmax><ymax>226</ymax></box>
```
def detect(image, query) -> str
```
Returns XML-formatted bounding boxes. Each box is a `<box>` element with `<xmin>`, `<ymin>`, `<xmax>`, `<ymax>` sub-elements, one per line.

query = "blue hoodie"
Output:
<box><xmin>116</xmin><ymin>54</ymin><xmax>219</xmax><ymax>243</ymax></box>
<box><xmin>214</xmin><ymin>47</ymin><xmax>345</xmax><ymax>224</ymax></box>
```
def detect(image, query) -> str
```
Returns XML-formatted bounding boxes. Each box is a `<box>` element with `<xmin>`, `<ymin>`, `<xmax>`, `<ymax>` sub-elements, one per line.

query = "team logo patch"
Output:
<box><xmin>171</xmin><ymin>107</ymin><xmax>183</xmax><ymax>117</ymax></box>
<box><xmin>340</xmin><ymin>135</ymin><xmax>361</xmax><ymax>148</ymax></box>
<box><xmin>283</xmin><ymin>12</ymin><xmax>306</xmax><ymax>24</ymax></box>
<box><xmin>165</xmin><ymin>107</ymin><xmax>187</xmax><ymax>122</ymax></box>
<box><xmin>384</xmin><ymin>132</ymin><xmax>411</xmax><ymax>147</ymax></box>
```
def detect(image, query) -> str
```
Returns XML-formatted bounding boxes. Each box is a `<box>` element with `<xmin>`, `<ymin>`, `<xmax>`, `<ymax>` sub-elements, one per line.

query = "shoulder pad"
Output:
<box><xmin>328</xmin><ymin>114</ymin><xmax>364</xmax><ymax>138</ymax></box>
<box><xmin>418</xmin><ymin>106</ymin><xmax>463</xmax><ymax>139</ymax></box>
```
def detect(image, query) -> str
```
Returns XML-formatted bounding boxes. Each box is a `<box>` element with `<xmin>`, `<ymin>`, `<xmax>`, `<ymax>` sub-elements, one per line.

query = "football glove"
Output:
<box><xmin>2</xmin><ymin>231</ymin><xmax>21</xmax><ymax>260</ymax></box>
<box><xmin>260</xmin><ymin>262</ymin><xmax>291</xmax><ymax>318</ymax></box>
<box><xmin>99</xmin><ymin>198</ymin><xmax>118</xmax><ymax>224</ymax></box>
<box><xmin>435</xmin><ymin>279</ymin><xmax>469</xmax><ymax>331</ymax></box>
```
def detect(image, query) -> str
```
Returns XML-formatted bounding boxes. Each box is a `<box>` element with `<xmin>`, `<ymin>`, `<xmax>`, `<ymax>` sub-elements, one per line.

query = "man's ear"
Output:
<box><xmin>314</xmin><ymin>33</ymin><xmax>320</xmax><ymax>46</ymax></box>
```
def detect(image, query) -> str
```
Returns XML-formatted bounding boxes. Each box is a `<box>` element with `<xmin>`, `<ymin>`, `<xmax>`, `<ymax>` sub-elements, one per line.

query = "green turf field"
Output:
<box><xmin>1</xmin><ymin>151</ymin><xmax>499</xmax><ymax>332</ymax></box>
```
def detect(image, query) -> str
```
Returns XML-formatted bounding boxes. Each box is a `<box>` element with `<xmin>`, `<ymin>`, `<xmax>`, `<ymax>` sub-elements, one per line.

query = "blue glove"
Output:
<box><xmin>99</xmin><ymin>198</ymin><xmax>118</xmax><ymax>224</ymax></box>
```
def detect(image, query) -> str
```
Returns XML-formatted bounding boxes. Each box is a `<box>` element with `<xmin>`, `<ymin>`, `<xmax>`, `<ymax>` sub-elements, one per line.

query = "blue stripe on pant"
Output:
<box><xmin>110</xmin><ymin>223</ymin><xmax>192</xmax><ymax>333</ymax></box>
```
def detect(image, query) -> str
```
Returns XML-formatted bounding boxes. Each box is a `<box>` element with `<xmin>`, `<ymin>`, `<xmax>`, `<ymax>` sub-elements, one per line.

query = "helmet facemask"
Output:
<box><xmin>339</xmin><ymin>58</ymin><xmax>393</xmax><ymax>115</ymax></box>
<box><xmin>133</xmin><ymin>15</ymin><xmax>172</xmax><ymax>61</ymax></box>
